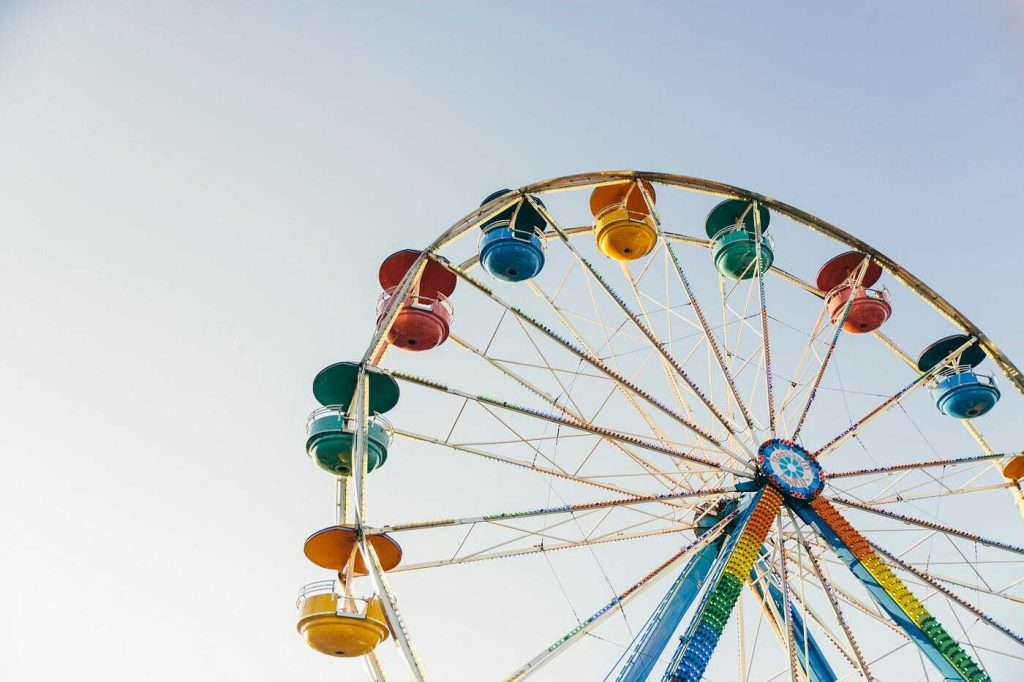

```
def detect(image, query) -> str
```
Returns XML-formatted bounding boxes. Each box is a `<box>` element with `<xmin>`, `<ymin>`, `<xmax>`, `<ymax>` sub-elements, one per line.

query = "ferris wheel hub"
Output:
<box><xmin>757</xmin><ymin>438</ymin><xmax>825</xmax><ymax>500</ymax></box>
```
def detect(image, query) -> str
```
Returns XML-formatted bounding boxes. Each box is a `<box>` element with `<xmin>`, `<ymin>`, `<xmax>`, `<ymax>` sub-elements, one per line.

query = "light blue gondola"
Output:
<box><xmin>917</xmin><ymin>334</ymin><xmax>1000</xmax><ymax>419</ymax></box>
<box><xmin>478</xmin><ymin>189</ymin><xmax>547</xmax><ymax>282</ymax></box>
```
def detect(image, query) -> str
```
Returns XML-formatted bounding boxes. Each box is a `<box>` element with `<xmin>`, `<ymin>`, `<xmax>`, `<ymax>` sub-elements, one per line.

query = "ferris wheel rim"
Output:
<box><xmin>341</xmin><ymin>170</ymin><xmax>1023</xmax><ymax>681</ymax></box>
<box><xmin>403</xmin><ymin>170</ymin><xmax>1021</xmax><ymax>397</ymax></box>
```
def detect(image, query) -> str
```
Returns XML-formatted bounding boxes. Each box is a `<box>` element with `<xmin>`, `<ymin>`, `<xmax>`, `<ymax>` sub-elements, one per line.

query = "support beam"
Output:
<box><xmin>793</xmin><ymin>497</ymin><xmax>990</xmax><ymax>681</ymax></box>
<box><xmin>360</xmin><ymin>536</ymin><xmax>428</xmax><ymax>681</ymax></box>
<box><xmin>663</xmin><ymin>487</ymin><xmax>785</xmax><ymax>681</ymax></box>
<box><xmin>616</xmin><ymin>535</ymin><xmax>727</xmax><ymax>682</ymax></box>
<box><xmin>870</xmin><ymin>541</ymin><xmax>1024</xmax><ymax>648</ymax></box>
<box><xmin>827</xmin><ymin>496</ymin><xmax>1024</xmax><ymax>557</ymax></box>
<box><xmin>504</xmin><ymin>510</ymin><xmax>740</xmax><ymax>681</ymax></box>
<box><xmin>749</xmin><ymin>551</ymin><xmax>838</xmax><ymax>682</ymax></box>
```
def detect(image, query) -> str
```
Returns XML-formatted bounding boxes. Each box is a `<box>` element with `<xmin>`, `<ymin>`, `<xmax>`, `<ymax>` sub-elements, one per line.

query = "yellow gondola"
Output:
<box><xmin>1003</xmin><ymin>454</ymin><xmax>1024</xmax><ymax>481</ymax></box>
<box><xmin>590</xmin><ymin>180</ymin><xmax>658</xmax><ymax>261</ymax></box>
<box><xmin>296</xmin><ymin>582</ymin><xmax>391</xmax><ymax>657</ymax></box>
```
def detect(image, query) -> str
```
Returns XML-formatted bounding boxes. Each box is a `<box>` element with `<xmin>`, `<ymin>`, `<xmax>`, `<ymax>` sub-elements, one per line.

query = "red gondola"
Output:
<box><xmin>815</xmin><ymin>251</ymin><xmax>892</xmax><ymax>334</ymax></box>
<box><xmin>376</xmin><ymin>249</ymin><xmax>456</xmax><ymax>351</ymax></box>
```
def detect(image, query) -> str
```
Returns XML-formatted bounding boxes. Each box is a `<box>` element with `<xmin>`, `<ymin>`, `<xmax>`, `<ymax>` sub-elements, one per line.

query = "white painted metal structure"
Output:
<box><xmin>332</xmin><ymin>172</ymin><xmax>1024</xmax><ymax>681</ymax></box>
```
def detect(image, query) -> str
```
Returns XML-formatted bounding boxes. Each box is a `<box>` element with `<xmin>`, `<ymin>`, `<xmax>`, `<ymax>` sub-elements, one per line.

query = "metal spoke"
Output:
<box><xmin>363</xmin><ymin>256</ymin><xmax>429</xmax><ymax>366</ymax></box>
<box><xmin>365</xmin><ymin>651</ymin><xmax>389</xmax><ymax>682</ymax></box>
<box><xmin>393</xmin><ymin>428</ymin><xmax>718</xmax><ymax>507</ymax></box>
<box><xmin>870</xmin><ymin>541</ymin><xmax>1024</xmax><ymax>648</ymax></box>
<box><xmin>351</xmin><ymin>366</ymin><xmax>370</xmax><ymax>525</ymax></box>
<box><xmin>787</xmin><ymin>508</ymin><xmax>873</xmax><ymax>680</ymax></box>
<box><xmin>637</xmin><ymin>180</ymin><xmax>758</xmax><ymax>433</ymax></box>
<box><xmin>376</xmin><ymin>486</ymin><xmax>738</xmax><ymax>534</ymax></box>
<box><xmin>361</xmin><ymin>536</ymin><xmax>428</xmax><ymax>681</ymax></box>
<box><xmin>917</xmin><ymin>570</ymin><xmax>1024</xmax><ymax>606</ymax></box>
<box><xmin>791</xmin><ymin>256</ymin><xmax>871</xmax><ymax>441</ymax></box>
<box><xmin>827</xmin><ymin>453</ymin><xmax>1011</xmax><ymax>479</ymax></box>
<box><xmin>813</xmin><ymin>336</ymin><xmax>977</xmax><ymax>458</ymax></box>
<box><xmin>827</xmin><ymin>495</ymin><xmax>1024</xmax><ymax>556</ymax></box>
<box><xmin>392</xmin><ymin>525</ymin><xmax>693</xmax><ymax>573</ymax></box>
<box><xmin>842</xmin><ymin>481</ymin><xmax>1016</xmax><ymax>507</ymax></box>
<box><xmin>751</xmin><ymin>201</ymin><xmax>778</xmax><ymax>437</ymax></box>
<box><xmin>525</xmin><ymin>194</ymin><xmax>754</xmax><ymax>461</ymax></box>
<box><xmin>774</xmin><ymin>513</ymin><xmax>800</xmax><ymax>682</ymax></box>
<box><xmin>504</xmin><ymin>510</ymin><xmax>739</xmax><ymax>680</ymax></box>
<box><xmin>388</xmin><ymin>370</ymin><xmax>751</xmax><ymax>476</ymax></box>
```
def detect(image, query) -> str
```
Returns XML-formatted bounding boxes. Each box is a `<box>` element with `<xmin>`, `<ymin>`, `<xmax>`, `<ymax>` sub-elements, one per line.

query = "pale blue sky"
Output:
<box><xmin>1</xmin><ymin>2</ymin><xmax>1023</xmax><ymax>681</ymax></box>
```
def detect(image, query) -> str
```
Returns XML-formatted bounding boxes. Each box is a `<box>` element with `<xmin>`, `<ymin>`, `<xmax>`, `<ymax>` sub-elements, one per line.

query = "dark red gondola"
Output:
<box><xmin>376</xmin><ymin>249</ymin><xmax>456</xmax><ymax>351</ymax></box>
<box><xmin>815</xmin><ymin>252</ymin><xmax>892</xmax><ymax>334</ymax></box>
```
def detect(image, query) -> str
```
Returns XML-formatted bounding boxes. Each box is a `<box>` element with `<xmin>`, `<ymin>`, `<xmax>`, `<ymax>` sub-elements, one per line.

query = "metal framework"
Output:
<box><xmin>313</xmin><ymin>171</ymin><xmax>1024</xmax><ymax>681</ymax></box>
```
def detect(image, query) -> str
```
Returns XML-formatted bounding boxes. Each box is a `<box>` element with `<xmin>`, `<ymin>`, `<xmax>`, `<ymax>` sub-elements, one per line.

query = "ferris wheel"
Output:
<box><xmin>294</xmin><ymin>171</ymin><xmax>1024</xmax><ymax>681</ymax></box>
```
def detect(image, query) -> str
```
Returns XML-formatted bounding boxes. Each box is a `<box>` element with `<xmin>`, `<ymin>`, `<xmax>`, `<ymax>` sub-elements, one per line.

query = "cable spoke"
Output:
<box><xmin>441</xmin><ymin>259</ymin><xmax>756</xmax><ymax>469</ymax></box>
<box><xmin>791</xmin><ymin>256</ymin><xmax>871</xmax><ymax>441</ymax></box>
<box><xmin>393</xmin><ymin>428</ymin><xmax>722</xmax><ymax>507</ymax></box>
<box><xmin>389</xmin><ymin>370</ymin><xmax>751</xmax><ymax>476</ymax></box>
<box><xmin>449</xmin><ymin>332</ymin><xmax>689</xmax><ymax>492</ymax></box>
<box><xmin>376</xmin><ymin>486</ymin><xmax>738</xmax><ymax>534</ymax></box>
<box><xmin>827</xmin><ymin>453</ymin><xmax>1012</xmax><ymax>479</ymax></box>
<box><xmin>527</xmin><ymin>277</ymin><xmax>710</xmax><ymax>454</ymax></box>
<box><xmin>392</xmin><ymin>525</ymin><xmax>694</xmax><ymax>573</ymax></box>
<box><xmin>526</xmin><ymin>195</ymin><xmax>755</xmax><ymax>461</ymax></box>
<box><xmin>504</xmin><ymin>509</ymin><xmax>740</xmax><ymax>680</ymax></box>
<box><xmin>637</xmin><ymin>182</ymin><xmax>758</xmax><ymax>432</ymax></box>
<box><xmin>826</xmin><ymin>495</ymin><xmax>1024</xmax><ymax>556</ymax></box>
<box><xmin>813</xmin><ymin>336</ymin><xmax>977</xmax><ymax>458</ymax></box>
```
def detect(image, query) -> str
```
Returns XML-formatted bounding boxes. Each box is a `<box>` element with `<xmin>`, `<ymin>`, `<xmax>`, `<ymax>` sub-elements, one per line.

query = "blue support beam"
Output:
<box><xmin>616</xmin><ymin>539</ymin><xmax>725</xmax><ymax>682</ymax></box>
<box><xmin>750</xmin><ymin>552</ymin><xmax>837</xmax><ymax>682</ymax></box>
<box><xmin>661</xmin><ymin>491</ymin><xmax>764</xmax><ymax>681</ymax></box>
<box><xmin>792</xmin><ymin>502</ymin><xmax>975</xmax><ymax>681</ymax></box>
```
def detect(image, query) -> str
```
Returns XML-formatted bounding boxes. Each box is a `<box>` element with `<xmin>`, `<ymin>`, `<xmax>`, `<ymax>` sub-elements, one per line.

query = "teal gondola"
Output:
<box><xmin>705</xmin><ymin>199</ymin><xmax>773</xmax><ymax>280</ymax></box>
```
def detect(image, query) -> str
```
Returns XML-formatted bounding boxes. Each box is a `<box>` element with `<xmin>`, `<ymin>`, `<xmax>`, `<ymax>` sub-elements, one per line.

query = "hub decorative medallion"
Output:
<box><xmin>758</xmin><ymin>438</ymin><xmax>825</xmax><ymax>500</ymax></box>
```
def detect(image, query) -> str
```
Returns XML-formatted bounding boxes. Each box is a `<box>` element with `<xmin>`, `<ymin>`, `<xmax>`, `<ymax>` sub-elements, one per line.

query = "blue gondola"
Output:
<box><xmin>917</xmin><ymin>335</ymin><xmax>1000</xmax><ymax>419</ymax></box>
<box><xmin>478</xmin><ymin>189</ymin><xmax>547</xmax><ymax>282</ymax></box>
